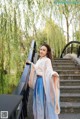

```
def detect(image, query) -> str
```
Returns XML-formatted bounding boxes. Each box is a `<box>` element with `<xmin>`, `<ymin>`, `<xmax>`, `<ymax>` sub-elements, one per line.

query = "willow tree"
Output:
<box><xmin>54</xmin><ymin>4</ymin><xmax>80</xmax><ymax>43</ymax></box>
<box><xmin>0</xmin><ymin>0</ymin><xmax>32</xmax><ymax>94</ymax></box>
<box><xmin>44</xmin><ymin>19</ymin><xmax>66</xmax><ymax>57</ymax></box>
<box><xmin>74</xmin><ymin>30</ymin><xmax>80</xmax><ymax>41</ymax></box>
<box><xmin>34</xmin><ymin>18</ymin><xmax>66</xmax><ymax>58</ymax></box>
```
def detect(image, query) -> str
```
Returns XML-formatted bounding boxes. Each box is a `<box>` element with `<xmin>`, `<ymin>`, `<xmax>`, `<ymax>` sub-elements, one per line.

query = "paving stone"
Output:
<box><xmin>59</xmin><ymin>114</ymin><xmax>80</xmax><ymax>119</ymax></box>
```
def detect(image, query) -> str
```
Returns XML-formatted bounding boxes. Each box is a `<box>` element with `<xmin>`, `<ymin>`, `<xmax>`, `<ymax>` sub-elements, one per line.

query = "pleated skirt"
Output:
<box><xmin>33</xmin><ymin>76</ymin><xmax>59</xmax><ymax>119</ymax></box>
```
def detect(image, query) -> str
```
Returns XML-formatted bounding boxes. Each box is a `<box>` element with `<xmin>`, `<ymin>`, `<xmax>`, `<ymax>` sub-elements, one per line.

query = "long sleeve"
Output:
<box><xmin>28</xmin><ymin>63</ymin><xmax>36</xmax><ymax>89</ymax></box>
<box><xmin>46</xmin><ymin>58</ymin><xmax>59</xmax><ymax>77</ymax></box>
<box><xmin>53</xmin><ymin>75</ymin><xmax>60</xmax><ymax>114</ymax></box>
<box><xmin>46</xmin><ymin>58</ymin><xmax>60</xmax><ymax>114</ymax></box>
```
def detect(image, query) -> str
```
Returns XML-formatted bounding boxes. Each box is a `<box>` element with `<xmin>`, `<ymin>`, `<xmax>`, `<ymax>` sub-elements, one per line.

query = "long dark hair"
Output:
<box><xmin>41</xmin><ymin>43</ymin><xmax>52</xmax><ymax>61</ymax></box>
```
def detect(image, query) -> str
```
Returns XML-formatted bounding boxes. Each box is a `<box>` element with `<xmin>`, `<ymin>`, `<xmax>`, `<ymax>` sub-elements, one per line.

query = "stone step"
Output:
<box><xmin>54</xmin><ymin>59</ymin><xmax>74</xmax><ymax>62</ymax></box>
<box><xmin>60</xmin><ymin>80</ymin><xmax>80</xmax><ymax>86</ymax></box>
<box><xmin>54</xmin><ymin>58</ymin><xmax>72</xmax><ymax>60</ymax></box>
<box><xmin>53</xmin><ymin>64</ymin><xmax>80</xmax><ymax>68</ymax></box>
<box><xmin>55</xmin><ymin>67</ymin><xmax>80</xmax><ymax>72</ymax></box>
<box><xmin>53</xmin><ymin>60</ymin><xmax>74</xmax><ymax>63</ymax></box>
<box><xmin>54</xmin><ymin>61</ymin><xmax>74</xmax><ymax>64</ymax></box>
<box><xmin>60</xmin><ymin>102</ymin><xmax>80</xmax><ymax>113</ymax></box>
<box><xmin>54</xmin><ymin>58</ymin><xmax>80</xmax><ymax>115</ymax></box>
<box><xmin>53</xmin><ymin>66</ymin><xmax>80</xmax><ymax>70</ymax></box>
<box><xmin>60</xmin><ymin>74</ymin><xmax>80</xmax><ymax>77</ymax></box>
<box><xmin>57</xmin><ymin>70</ymin><xmax>80</xmax><ymax>74</ymax></box>
<box><xmin>60</xmin><ymin>75</ymin><xmax>80</xmax><ymax>80</ymax></box>
<box><xmin>61</xmin><ymin>93</ymin><xmax>80</xmax><ymax>102</ymax></box>
<box><xmin>53</xmin><ymin>64</ymin><xmax>77</xmax><ymax>68</ymax></box>
<box><xmin>60</xmin><ymin>86</ymin><xmax>80</xmax><ymax>93</ymax></box>
<box><xmin>53</xmin><ymin>59</ymin><xmax>73</xmax><ymax>62</ymax></box>
<box><xmin>59</xmin><ymin>114</ymin><xmax>80</xmax><ymax>119</ymax></box>
<box><xmin>53</xmin><ymin>62</ymin><xmax>75</xmax><ymax>66</ymax></box>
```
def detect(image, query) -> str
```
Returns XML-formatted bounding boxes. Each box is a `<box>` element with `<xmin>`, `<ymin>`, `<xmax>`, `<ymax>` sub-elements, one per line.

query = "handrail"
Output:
<box><xmin>60</xmin><ymin>41</ymin><xmax>80</xmax><ymax>58</ymax></box>
<box><xmin>13</xmin><ymin>40</ymin><xmax>36</xmax><ymax>94</ymax></box>
<box><xmin>12</xmin><ymin>40</ymin><xmax>37</xmax><ymax>119</ymax></box>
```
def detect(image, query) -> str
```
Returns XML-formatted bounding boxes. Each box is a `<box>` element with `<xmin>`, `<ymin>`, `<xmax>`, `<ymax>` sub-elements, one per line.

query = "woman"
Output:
<box><xmin>26</xmin><ymin>44</ymin><xmax>60</xmax><ymax>119</ymax></box>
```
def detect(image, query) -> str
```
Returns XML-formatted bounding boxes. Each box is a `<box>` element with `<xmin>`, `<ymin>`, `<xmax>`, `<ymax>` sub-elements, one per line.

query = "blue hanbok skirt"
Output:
<box><xmin>33</xmin><ymin>75</ymin><xmax>59</xmax><ymax>119</ymax></box>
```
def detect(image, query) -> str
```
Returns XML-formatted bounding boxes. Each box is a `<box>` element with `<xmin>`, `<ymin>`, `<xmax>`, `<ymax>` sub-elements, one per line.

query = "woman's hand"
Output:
<box><xmin>52</xmin><ymin>73</ymin><xmax>58</xmax><ymax>78</ymax></box>
<box><xmin>26</xmin><ymin>60</ymin><xmax>31</xmax><ymax>65</ymax></box>
<box><xmin>53</xmin><ymin>72</ymin><xmax>60</xmax><ymax>114</ymax></box>
<box><xmin>55</xmin><ymin>103</ymin><xmax>60</xmax><ymax>114</ymax></box>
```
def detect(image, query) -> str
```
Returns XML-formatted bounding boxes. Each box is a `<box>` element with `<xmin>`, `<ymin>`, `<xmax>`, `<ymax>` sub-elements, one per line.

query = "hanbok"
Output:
<box><xmin>28</xmin><ymin>56</ymin><xmax>60</xmax><ymax>119</ymax></box>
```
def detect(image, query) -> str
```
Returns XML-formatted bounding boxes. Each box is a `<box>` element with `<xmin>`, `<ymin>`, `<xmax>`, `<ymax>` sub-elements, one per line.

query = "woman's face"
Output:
<box><xmin>39</xmin><ymin>46</ymin><xmax>47</xmax><ymax>57</ymax></box>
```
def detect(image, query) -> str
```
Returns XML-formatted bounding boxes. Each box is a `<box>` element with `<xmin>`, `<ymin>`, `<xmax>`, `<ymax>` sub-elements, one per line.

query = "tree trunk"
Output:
<box><xmin>66</xmin><ymin>17</ymin><xmax>69</xmax><ymax>43</ymax></box>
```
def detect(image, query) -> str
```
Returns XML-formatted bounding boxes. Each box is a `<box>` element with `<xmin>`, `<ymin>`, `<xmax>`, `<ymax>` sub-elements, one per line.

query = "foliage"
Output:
<box><xmin>0</xmin><ymin>0</ymin><xmax>32</xmax><ymax>94</ymax></box>
<box><xmin>34</xmin><ymin>19</ymin><xmax>66</xmax><ymax>57</ymax></box>
<box><xmin>0</xmin><ymin>0</ymin><xmax>80</xmax><ymax>94</ymax></box>
<box><xmin>74</xmin><ymin>30</ymin><xmax>80</xmax><ymax>41</ymax></box>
